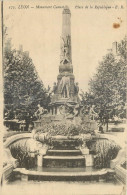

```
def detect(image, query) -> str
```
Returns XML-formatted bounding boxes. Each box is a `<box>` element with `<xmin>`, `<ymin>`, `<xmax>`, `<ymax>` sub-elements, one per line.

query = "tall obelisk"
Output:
<box><xmin>60</xmin><ymin>6</ymin><xmax>72</xmax><ymax>66</ymax></box>
<box><xmin>49</xmin><ymin>6</ymin><xmax>80</xmax><ymax>116</ymax></box>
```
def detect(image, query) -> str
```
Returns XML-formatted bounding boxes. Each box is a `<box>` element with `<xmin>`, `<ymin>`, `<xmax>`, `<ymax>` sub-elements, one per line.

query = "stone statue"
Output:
<box><xmin>74</xmin><ymin>82</ymin><xmax>79</xmax><ymax>95</ymax></box>
<box><xmin>89</xmin><ymin>105</ymin><xmax>98</xmax><ymax>120</ymax></box>
<box><xmin>60</xmin><ymin>35</ymin><xmax>71</xmax><ymax>65</ymax></box>
<box><xmin>59</xmin><ymin>76</ymin><xmax>70</xmax><ymax>98</ymax></box>
<box><xmin>34</xmin><ymin>104</ymin><xmax>48</xmax><ymax>120</ymax></box>
<box><xmin>73</xmin><ymin>104</ymin><xmax>80</xmax><ymax>117</ymax></box>
<box><xmin>52</xmin><ymin>82</ymin><xmax>57</xmax><ymax>94</ymax></box>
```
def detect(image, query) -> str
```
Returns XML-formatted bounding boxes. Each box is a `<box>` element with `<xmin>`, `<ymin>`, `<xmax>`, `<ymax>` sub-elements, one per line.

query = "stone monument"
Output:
<box><xmin>49</xmin><ymin>6</ymin><xmax>80</xmax><ymax>119</ymax></box>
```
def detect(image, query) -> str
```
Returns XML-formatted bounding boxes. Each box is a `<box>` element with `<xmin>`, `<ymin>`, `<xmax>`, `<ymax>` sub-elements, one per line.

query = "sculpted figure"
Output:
<box><xmin>59</xmin><ymin>76</ymin><xmax>70</xmax><ymax>98</ymax></box>
<box><xmin>60</xmin><ymin>35</ymin><xmax>71</xmax><ymax>65</ymax></box>
<box><xmin>89</xmin><ymin>105</ymin><xmax>98</xmax><ymax>120</ymax></box>
<box><xmin>52</xmin><ymin>82</ymin><xmax>57</xmax><ymax>94</ymax></box>
<box><xmin>34</xmin><ymin>104</ymin><xmax>48</xmax><ymax>120</ymax></box>
<box><xmin>74</xmin><ymin>82</ymin><xmax>79</xmax><ymax>95</ymax></box>
<box><xmin>73</xmin><ymin>104</ymin><xmax>80</xmax><ymax>117</ymax></box>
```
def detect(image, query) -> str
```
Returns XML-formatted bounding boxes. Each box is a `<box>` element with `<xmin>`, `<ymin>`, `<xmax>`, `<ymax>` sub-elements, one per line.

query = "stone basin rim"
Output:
<box><xmin>13</xmin><ymin>168</ymin><xmax>115</xmax><ymax>177</ymax></box>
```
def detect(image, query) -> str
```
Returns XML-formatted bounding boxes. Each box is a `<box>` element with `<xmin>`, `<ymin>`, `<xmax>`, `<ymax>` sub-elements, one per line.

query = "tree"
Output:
<box><xmin>3</xmin><ymin>32</ymin><xmax>51</xmax><ymax>121</ymax></box>
<box><xmin>80</xmin><ymin>38</ymin><xmax>126</xmax><ymax>130</ymax></box>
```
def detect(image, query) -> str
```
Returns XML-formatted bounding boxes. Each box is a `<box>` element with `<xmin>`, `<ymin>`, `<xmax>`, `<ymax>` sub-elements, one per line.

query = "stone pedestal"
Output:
<box><xmin>33</xmin><ymin>121</ymin><xmax>41</xmax><ymax>128</ymax></box>
<box><xmin>80</xmin><ymin>147</ymin><xmax>93</xmax><ymax>167</ymax></box>
<box><xmin>37</xmin><ymin>147</ymin><xmax>48</xmax><ymax>167</ymax></box>
<box><xmin>80</xmin><ymin>148</ymin><xmax>89</xmax><ymax>155</ymax></box>
<box><xmin>37</xmin><ymin>155</ymin><xmax>43</xmax><ymax>167</ymax></box>
<box><xmin>85</xmin><ymin>154</ymin><xmax>94</xmax><ymax>167</ymax></box>
<box><xmin>90</xmin><ymin>120</ymin><xmax>98</xmax><ymax>131</ymax></box>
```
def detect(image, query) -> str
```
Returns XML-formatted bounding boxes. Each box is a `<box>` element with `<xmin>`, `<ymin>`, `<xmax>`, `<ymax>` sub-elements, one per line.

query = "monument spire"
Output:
<box><xmin>62</xmin><ymin>6</ymin><xmax>71</xmax><ymax>37</ymax></box>
<box><xmin>60</xmin><ymin>6</ymin><xmax>72</xmax><ymax>67</ymax></box>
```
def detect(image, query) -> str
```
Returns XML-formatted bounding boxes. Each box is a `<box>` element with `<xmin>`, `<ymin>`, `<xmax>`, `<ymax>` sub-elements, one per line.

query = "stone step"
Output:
<box><xmin>34</xmin><ymin>167</ymin><xmax>93</xmax><ymax>172</ymax></box>
<box><xmin>43</xmin><ymin>155</ymin><xmax>85</xmax><ymax>168</ymax></box>
<box><xmin>47</xmin><ymin>149</ymin><xmax>82</xmax><ymax>156</ymax></box>
<box><xmin>43</xmin><ymin>155</ymin><xmax>84</xmax><ymax>160</ymax></box>
<box><xmin>13</xmin><ymin>168</ymin><xmax>115</xmax><ymax>181</ymax></box>
<box><xmin>48</xmin><ymin>149</ymin><xmax>81</xmax><ymax>152</ymax></box>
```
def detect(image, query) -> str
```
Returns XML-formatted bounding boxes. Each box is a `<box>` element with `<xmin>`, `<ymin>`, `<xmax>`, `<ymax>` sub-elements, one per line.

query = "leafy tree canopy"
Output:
<box><xmin>80</xmin><ymin>38</ymin><xmax>126</xmax><ymax>124</ymax></box>
<box><xmin>3</xmin><ymin>31</ymin><xmax>51</xmax><ymax>120</ymax></box>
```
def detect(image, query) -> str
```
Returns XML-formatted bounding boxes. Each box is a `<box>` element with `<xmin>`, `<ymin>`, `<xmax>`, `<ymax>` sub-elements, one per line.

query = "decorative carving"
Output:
<box><xmin>59</xmin><ymin>105</ymin><xmax>66</xmax><ymax>115</ymax></box>
<box><xmin>59</xmin><ymin>102</ymin><xmax>81</xmax><ymax>119</ymax></box>
<box><xmin>59</xmin><ymin>104</ymin><xmax>73</xmax><ymax>117</ymax></box>
<box><xmin>73</xmin><ymin>104</ymin><xmax>80</xmax><ymax>117</ymax></box>
<box><xmin>60</xmin><ymin>35</ymin><xmax>71</xmax><ymax>65</ymax></box>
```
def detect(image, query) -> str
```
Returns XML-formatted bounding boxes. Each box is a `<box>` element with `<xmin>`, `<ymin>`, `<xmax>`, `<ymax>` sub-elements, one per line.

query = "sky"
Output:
<box><xmin>3</xmin><ymin>0</ymin><xmax>127</xmax><ymax>92</ymax></box>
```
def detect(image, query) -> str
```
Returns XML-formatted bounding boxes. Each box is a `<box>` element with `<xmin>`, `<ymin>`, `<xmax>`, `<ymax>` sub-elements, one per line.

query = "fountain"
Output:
<box><xmin>31</xmin><ymin>6</ymin><xmax>94</xmax><ymax>171</ymax></box>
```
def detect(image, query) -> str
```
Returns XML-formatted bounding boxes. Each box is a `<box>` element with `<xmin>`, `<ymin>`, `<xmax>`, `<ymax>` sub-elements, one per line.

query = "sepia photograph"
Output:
<box><xmin>1</xmin><ymin>0</ymin><xmax>127</xmax><ymax>194</ymax></box>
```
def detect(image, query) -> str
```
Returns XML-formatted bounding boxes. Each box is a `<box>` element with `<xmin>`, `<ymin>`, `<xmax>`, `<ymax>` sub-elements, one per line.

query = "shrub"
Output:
<box><xmin>93</xmin><ymin>139</ymin><xmax>121</xmax><ymax>168</ymax></box>
<box><xmin>9</xmin><ymin>140</ymin><xmax>37</xmax><ymax>169</ymax></box>
<box><xmin>35</xmin><ymin>122</ymin><xmax>94</xmax><ymax>137</ymax></box>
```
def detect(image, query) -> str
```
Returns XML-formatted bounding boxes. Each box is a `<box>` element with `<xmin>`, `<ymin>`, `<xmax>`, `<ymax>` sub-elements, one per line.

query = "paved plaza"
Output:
<box><xmin>2</xmin><ymin>180</ymin><xmax>124</xmax><ymax>195</ymax></box>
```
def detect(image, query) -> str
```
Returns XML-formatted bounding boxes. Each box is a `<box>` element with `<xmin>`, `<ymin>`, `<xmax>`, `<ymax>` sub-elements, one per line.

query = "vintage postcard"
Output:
<box><xmin>1</xmin><ymin>0</ymin><xmax>127</xmax><ymax>195</ymax></box>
